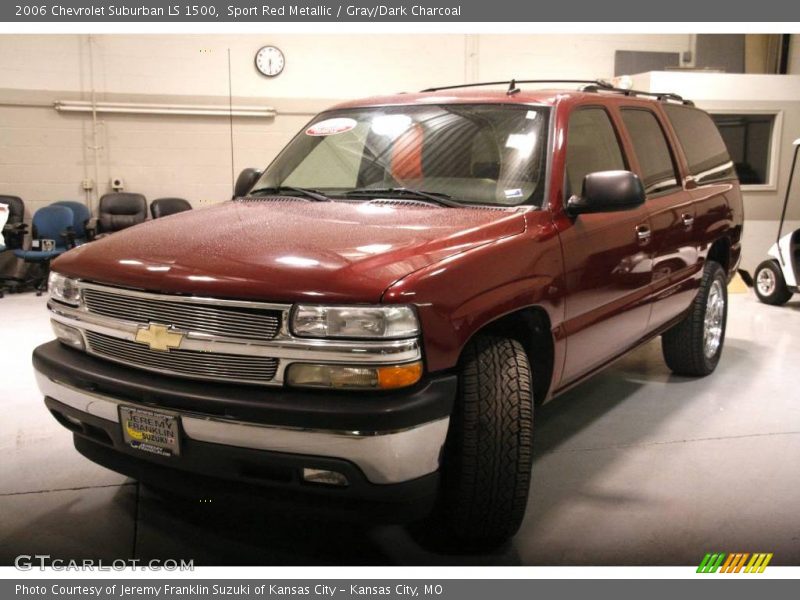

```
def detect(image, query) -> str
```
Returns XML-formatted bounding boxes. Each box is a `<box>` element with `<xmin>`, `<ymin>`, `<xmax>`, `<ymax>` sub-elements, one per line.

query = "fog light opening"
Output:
<box><xmin>302</xmin><ymin>468</ymin><xmax>349</xmax><ymax>487</ymax></box>
<box><xmin>51</xmin><ymin>410</ymin><xmax>84</xmax><ymax>433</ymax></box>
<box><xmin>51</xmin><ymin>320</ymin><xmax>85</xmax><ymax>350</ymax></box>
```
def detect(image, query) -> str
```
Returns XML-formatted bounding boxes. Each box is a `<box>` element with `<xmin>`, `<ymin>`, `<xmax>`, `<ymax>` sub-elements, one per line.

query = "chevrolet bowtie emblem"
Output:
<box><xmin>134</xmin><ymin>323</ymin><xmax>184</xmax><ymax>352</ymax></box>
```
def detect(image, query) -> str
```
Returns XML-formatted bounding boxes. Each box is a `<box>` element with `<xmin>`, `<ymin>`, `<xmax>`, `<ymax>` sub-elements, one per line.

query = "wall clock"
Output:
<box><xmin>255</xmin><ymin>46</ymin><xmax>285</xmax><ymax>77</ymax></box>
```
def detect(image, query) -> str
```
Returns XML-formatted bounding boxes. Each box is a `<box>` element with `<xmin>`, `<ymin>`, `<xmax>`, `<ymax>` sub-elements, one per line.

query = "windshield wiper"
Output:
<box><xmin>343</xmin><ymin>187</ymin><xmax>463</xmax><ymax>208</ymax></box>
<box><xmin>248</xmin><ymin>186</ymin><xmax>331</xmax><ymax>202</ymax></box>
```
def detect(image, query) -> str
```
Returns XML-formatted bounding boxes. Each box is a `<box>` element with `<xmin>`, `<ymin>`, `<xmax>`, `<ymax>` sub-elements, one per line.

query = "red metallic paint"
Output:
<box><xmin>52</xmin><ymin>199</ymin><xmax>526</xmax><ymax>303</ymax></box>
<box><xmin>51</xmin><ymin>88</ymin><xmax>744</xmax><ymax>402</ymax></box>
<box><xmin>382</xmin><ymin>209</ymin><xmax>564</xmax><ymax>376</ymax></box>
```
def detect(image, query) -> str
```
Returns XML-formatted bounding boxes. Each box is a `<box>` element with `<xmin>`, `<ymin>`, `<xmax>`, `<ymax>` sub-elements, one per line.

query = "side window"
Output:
<box><xmin>663</xmin><ymin>104</ymin><xmax>736</xmax><ymax>184</ymax></box>
<box><xmin>621</xmin><ymin>109</ymin><xmax>679</xmax><ymax>195</ymax></box>
<box><xmin>565</xmin><ymin>108</ymin><xmax>625</xmax><ymax>197</ymax></box>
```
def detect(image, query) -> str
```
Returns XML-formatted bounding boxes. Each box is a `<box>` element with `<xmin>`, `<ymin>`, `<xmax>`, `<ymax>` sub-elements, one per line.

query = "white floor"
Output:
<box><xmin>1</xmin><ymin>289</ymin><xmax>799</xmax><ymax>565</ymax></box>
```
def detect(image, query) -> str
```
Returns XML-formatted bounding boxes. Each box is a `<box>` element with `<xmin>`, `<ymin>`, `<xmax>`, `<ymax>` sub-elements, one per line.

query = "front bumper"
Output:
<box><xmin>33</xmin><ymin>341</ymin><xmax>456</xmax><ymax>506</ymax></box>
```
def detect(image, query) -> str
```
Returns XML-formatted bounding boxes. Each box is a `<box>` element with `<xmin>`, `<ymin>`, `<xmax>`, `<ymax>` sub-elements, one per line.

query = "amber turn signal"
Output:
<box><xmin>286</xmin><ymin>361</ymin><xmax>423</xmax><ymax>390</ymax></box>
<box><xmin>377</xmin><ymin>362</ymin><xmax>423</xmax><ymax>390</ymax></box>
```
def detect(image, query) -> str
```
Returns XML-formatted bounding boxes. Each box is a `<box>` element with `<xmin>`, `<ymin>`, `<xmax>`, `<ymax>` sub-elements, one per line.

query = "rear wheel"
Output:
<box><xmin>754</xmin><ymin>260</ymin><xmax>792</xmax><ymax>306</ymax></box>
<box><xmin>438</xmin><ymin>335</ymin><xmax>533</xmax><ymax>545</ymax></box>
<box><xmin>662</xmin><ymin>261</ymin><xmax>728</xmax><ymax>376</ymax></box>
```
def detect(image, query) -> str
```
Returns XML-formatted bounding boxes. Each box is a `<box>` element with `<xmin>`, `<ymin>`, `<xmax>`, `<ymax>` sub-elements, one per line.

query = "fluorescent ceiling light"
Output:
<box><xmin>54</xmin><ymin>100</ymin><xmax>276</xmax><ymax>118</ymax></box>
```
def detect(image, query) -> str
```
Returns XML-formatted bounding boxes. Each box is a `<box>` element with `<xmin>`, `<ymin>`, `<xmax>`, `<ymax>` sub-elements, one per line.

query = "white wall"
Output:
<box><xmin>0</xmin><ymin>33</ymin><xmax>693</xmax><ymax>217</ymax></box>
<box><xmin>0</xmin><ymin>34</ymin><xmax>694</xmax><ymax>99</ymax></box>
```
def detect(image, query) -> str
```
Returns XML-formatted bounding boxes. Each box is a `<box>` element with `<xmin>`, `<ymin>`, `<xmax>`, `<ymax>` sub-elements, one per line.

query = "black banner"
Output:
<box><xmin>5</xmin><ymin>579</ymin><xmax>799</xmax><ymax>600</ymax></box>
<box><xmin>3</xmin><ymin>0</ymin><xmax>800</xmax><ymax>22</ymax></box>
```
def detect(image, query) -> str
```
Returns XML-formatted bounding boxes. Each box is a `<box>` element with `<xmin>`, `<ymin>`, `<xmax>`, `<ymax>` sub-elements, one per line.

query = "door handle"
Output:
<box><xmin>636</xmin><ymin>224</ymin><xmax>652</xmax><ymax>245</ymax></box>
<box><xmin>681</xmin><ymin>213</ymin><xmax>695</xmax><ymax>228</ymax></box>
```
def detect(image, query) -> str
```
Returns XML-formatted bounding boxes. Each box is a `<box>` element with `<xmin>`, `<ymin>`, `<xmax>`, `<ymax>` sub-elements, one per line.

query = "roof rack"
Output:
<box><xmin>420</xmin><ymin>79</ymin><xmax>613</xmax><ymax>94</ymax></box>
<box><xmin>419</xmin><ymin>79</ymin><xmax>694</xmax><ymax>106</ymax></box>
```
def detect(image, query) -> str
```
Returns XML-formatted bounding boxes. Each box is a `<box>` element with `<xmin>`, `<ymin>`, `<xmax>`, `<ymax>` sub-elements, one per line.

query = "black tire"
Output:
<box><xmin>438</xmin><ymin>335</ymin><xmax>533</xmax><ymax>545</ymax></box>
<box><xmin>662</xmin><ymin>261</ymin><xmax>728</xmax><ymax>376</ymax></box>
<box><xmin>754</xmin><ymin>260</ymin><xmax>793</xmax><ymax>306</ymax></box>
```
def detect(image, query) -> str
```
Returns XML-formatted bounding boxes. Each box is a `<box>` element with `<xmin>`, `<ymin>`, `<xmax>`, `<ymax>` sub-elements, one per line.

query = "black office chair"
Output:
<box><xmin>0</xmin><ymin>195</ymin><xmax>26</xmax><ymax>249</ymax></box>
<box><xmin>0</xmin><ymin>195</ymin><xmax>29</xmax><ymax>297</ymax></box>
<box><xmin>150</xmin><ymin>197</ymin><xmax>192</xmax><ymax>219</ymax></box>
<box><xmin>88</xmin><ymin>193</ymin><xmax>147</xmax><ymax>238</ymax></box>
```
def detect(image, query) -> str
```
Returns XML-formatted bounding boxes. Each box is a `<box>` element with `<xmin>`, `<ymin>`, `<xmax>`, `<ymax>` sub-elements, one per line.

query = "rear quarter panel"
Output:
<box><xmin>654</xmin><ymin>102</ymin><xmax>745</xmax><ymax>280</ymax></box>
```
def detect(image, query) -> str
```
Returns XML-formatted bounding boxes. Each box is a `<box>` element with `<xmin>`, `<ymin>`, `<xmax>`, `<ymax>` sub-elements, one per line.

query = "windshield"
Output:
<box><xmin>253</xmin><ymin>104</ymin><xmax>550</xmax><ymax>207</ymax></box>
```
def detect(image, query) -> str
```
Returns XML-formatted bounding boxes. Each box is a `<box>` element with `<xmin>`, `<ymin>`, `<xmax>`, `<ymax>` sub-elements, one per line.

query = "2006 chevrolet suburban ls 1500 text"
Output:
<box><xmin>34</xmin><ymin>80</ymin><xmax>743</xmax><ymax>545</ymax></box>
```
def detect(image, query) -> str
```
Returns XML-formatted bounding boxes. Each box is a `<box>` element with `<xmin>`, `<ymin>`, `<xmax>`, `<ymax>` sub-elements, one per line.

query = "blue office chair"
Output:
<box><xmin>14</xmin><ymin>205</ymin><xmax>75</xmax><ymax>295</ymax></box>
<box><xmin>52</xmin><ymin>200</ymin><xmax>92</xmax><ymax>243</ymax></box>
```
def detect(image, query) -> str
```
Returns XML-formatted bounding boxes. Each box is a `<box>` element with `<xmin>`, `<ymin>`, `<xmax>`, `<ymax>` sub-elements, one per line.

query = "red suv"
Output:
<box><xmin>35</xmin><ymin>80</ymin><xmax>743</xmax><ymax>545</ymax></box>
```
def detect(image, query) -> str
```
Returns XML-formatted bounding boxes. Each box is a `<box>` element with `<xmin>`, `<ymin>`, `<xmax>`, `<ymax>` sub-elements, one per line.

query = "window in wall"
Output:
<box><xmin>565</xmin><ymin>108</ymin><xmax>626</xmax><ymax>197</ymax></box>
<box><xmin>711</xmin><ymin>113</ymin><xmax>776</xmax><ymax>186</ymax></box>
<box><xmin>621</xmin><ymin>109</ymin><xmax>679</xmax><ymax>195</ymax></box>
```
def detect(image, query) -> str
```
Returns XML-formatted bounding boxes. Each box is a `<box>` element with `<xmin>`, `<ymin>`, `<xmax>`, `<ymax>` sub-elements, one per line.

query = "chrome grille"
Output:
<box><xmin>85</xmin><ymin>331</ymin><xmax>279</xmax><ymax>384</ymax></box>
<box><xmin>82</xmin><ymin>287</ymin><xmax>281</xmax><ymax>341</ymax></box>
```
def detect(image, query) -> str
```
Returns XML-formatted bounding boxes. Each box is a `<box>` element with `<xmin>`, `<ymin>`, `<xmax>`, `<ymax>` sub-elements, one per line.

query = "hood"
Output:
<box><xmin>54</xmin><ymin>199</ymin><xmax>526</xmax><ymax>303</ymax></box>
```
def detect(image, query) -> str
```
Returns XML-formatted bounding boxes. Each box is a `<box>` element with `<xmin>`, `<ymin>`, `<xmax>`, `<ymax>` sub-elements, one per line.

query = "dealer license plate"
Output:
<box><xmin>119</xmin><ymin>406</ymin><xmax>180</xmax><ymax>457</ymax></box>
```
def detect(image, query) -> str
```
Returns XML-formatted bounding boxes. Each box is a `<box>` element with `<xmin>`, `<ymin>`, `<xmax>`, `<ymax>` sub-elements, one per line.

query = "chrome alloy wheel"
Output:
<box><xmin>703</xmin><ymin>279</ymin><xmax>725</xmax><ymax>359</ymax></box>
<box><xmin>756</xmin><ymin>267</ymin><xmax>777</xmax><ymax>297</ymax></box>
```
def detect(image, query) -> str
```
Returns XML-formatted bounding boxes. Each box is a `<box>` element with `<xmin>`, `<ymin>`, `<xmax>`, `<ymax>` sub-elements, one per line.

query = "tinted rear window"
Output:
<box><xmin>663</xmin><ymin>104</ymin><xmax>736</xmax><ymax>184</ymax></box>
<box><xmin>621</xmin><ymin>109</ymin><xmax>679</xmax><ymax>195</ymax></box>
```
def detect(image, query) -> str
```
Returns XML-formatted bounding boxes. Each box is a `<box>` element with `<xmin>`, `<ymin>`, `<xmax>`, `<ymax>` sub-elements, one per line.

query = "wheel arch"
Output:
<box><xmin>707</xmin><ymin>235</ymin><xmax>732</xmax><ymax>276</ymax></box>
<box><xmin>458</xmin><ymin>305</ymin><xmax>555</xmax><ymax>405</ymax></box>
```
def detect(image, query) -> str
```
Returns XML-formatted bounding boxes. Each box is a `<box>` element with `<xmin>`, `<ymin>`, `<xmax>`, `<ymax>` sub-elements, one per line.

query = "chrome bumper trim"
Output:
<box><xmin>35</xmin><ymin>371</ymin><xmax>449</xmax><ymax>484</ymax></box>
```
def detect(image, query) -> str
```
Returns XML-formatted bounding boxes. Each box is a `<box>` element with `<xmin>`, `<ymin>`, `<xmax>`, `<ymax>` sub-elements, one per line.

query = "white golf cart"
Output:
<box><xmin>754</xmin><ymin>138</ymin><xmax>800</xmax><ymax>305</ymax></box>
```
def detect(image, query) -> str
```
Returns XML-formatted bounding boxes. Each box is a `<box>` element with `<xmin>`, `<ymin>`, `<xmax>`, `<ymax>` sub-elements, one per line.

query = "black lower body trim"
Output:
<box><xmin>34</xmin><ymin>340</ymin><xmax>456</xmax><ymax>431</ymax></box>
<box><xmin>47</xmin><ymin>397</ymin><xmax>438</xmax><ymax>523</ymax></box>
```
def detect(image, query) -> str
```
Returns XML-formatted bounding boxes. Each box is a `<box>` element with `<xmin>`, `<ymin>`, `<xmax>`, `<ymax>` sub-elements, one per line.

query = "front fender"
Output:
<box><xmin>382</xmin><ymin>213</ymin><xmax>564</xmax><ymax>373</ymax></box>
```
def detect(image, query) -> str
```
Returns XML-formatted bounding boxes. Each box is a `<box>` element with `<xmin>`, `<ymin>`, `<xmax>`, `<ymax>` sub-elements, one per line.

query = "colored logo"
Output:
<box><xmin>134</xmin><ymin>323</ymin><xmax>184</xmax><ymax>352</ymax></box>
<box><xmin>697</xmin><ymin>552</ymin><xmax>773</xmax><ymax>573</ymax></box>
<box><xmin>125</xmin><ymin>422</ymin><xmax>145</xmax><ymax>440</ymax></box>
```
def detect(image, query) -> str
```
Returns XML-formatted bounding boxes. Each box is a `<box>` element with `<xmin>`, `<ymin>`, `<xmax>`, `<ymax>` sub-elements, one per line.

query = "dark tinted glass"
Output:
<box><xmin>565</xmin><ymin>108</ymin><xmax>625</xmax><ymax>197</ymax></box>
<box><xmin>621</xmin><ymin>109</ymin><xmax>679</xmax><ymax>195</ymax></box>
<box><xmin>712</xmin><ymin>113</ymin><xmax>775</xmax><ymax>185</ymax></box>
<box><xmin>664</xmin><ymin>104</ymin><xmax>735</xmax><ymax>184</ymax></box>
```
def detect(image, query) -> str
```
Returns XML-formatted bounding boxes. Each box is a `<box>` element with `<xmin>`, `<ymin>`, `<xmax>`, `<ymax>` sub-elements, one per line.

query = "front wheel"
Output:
<box><xmin>754</xmin><ymin>260</ymin><xmax>793</xmax><ymax>306</ymax></box>
<box><xmin>438</xmin><ymin>335</ymin><xmax>534</xmax><ymax>546</ymax></box>
<box><xmin>662</xmin><ymin>261</ymin><xmax>728</xmax><ymax>376</ymax></box>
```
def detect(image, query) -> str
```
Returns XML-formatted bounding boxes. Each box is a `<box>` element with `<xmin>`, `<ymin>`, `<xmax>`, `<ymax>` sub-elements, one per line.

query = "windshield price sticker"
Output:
<box><xmin>306</xmin><ymin>118</ymin><xmax>358</xmax><ymax>136</ymax></box>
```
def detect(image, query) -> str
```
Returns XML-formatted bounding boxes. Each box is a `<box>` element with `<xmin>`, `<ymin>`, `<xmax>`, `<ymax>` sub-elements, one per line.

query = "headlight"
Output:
<box><xmin>291</xmin><ymin>305</ymin><xmax>419</xmax><ymax>339</ymax></box>
<box><xmin>48</xmin><ymin>272</ymin><xmax>81</xmax><ymax>306</ymax></box>
<box><xmin>286</xmin><ymin>361</ymin><xmax>423</xmax><ymax>390</ymax></box>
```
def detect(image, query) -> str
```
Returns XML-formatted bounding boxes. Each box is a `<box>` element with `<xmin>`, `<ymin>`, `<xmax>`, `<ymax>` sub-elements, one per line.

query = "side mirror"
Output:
<box><xmin>233</xmin><ymin>168</ymin><xmax>263</xmax><ymax>199</ymax></box>
<box><xmin>567</xmin><ymin>170</ymin><xmax>645</xmax><ymax>215</ymax></box>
